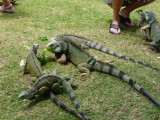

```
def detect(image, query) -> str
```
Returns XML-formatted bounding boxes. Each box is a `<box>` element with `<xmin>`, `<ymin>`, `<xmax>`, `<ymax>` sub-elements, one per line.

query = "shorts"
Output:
<box><xmin>104</xmin><ymin>0</ymin><xmax>151</xmax><ymax>7</ymax></box>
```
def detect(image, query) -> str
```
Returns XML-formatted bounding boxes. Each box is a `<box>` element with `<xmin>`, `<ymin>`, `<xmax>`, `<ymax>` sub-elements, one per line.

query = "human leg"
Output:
<box><xmin>109</xmin><ymin>0</ymin><xmax>123</xmax><ymax>34</ymax></box>
<box><xmin>120</xmin><ymin>0</ymin><xmax>155</xmax><ymax>26</ymax></box>
<box><xmin>0</xmin><ymin>0</ymin><xmax>14</xmax><ymax>13</ymax></box>
<box><xmin>2</xmin><ymin>0</ymin><xmax>10</xmax><ymax>6</ymax></box>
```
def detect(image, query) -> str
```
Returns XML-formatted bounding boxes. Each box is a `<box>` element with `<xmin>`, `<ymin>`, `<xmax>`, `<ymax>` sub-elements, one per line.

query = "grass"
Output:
<box><xmin>0</xmin><ymin>0</ymin><xmax>160</xmax><ymax>120</ymax></box>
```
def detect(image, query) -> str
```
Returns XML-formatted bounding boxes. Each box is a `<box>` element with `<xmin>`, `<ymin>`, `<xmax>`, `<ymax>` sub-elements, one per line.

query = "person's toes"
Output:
<box><xmin>109</xmin><ymin>24</ymin><xmax>121</xmax><ymax>34</ymax></box>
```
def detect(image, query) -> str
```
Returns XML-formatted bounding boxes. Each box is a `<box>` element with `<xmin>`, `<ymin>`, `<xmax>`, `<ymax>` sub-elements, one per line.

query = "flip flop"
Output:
<box><xmin>0</xmin><ymin>4</ymin><xmax>14</xmax><ymax>13</ymax></box>
<box><xmin>109</xmin><ymin>24</ymin><xmax>121</xmax><ymax>34</ymax></box>
<box><xmin>119</xmin><ymin>15</ymin><xmax>135</xmax><ymax>27</ymax></box>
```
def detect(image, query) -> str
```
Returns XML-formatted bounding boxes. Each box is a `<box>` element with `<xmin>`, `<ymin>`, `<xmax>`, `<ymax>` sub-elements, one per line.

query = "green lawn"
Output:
<box><xmin>0</xmin><ymin>0</ymin><xmax>159</xmax><ymax>120</ymax></box>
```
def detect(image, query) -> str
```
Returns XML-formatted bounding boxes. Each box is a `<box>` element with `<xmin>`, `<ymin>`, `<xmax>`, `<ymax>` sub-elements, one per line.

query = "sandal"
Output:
<box><xmin>0</xmin><ymin>4</ymin><xmax>14</xmax><ymax>13</ymax></box>
<box><xmin>119</xmin><ymin>15</ymin><xmax>135</xmax><ymax>27</ymax></box>
<box><xmin>109</xmin><ymin>24</ymin><xmax>121</xmax><ymax>34</ymax></box>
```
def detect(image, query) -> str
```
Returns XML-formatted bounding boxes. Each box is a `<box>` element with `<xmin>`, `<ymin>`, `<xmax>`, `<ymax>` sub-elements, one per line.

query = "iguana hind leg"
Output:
<box><xmin>62</xmin><ymin>75</ymin><xmax>78</xmax><ymax>88</ymax></box>
<box><xmin>78</xmin><ymin>63</ymin><xmax>91</xmax><ymax>79</ymax></box>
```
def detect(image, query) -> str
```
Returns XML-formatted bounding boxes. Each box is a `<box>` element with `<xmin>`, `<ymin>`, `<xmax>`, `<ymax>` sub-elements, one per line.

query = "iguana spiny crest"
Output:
<box><xmin>145</xmin><ymin>9</ymin><xmax>157</xmax><ymax>24</ymax></box>
<box><xmin>47</xmin><ymin>38</ymin><xmax>68</xmax><ymax>54</ymax></box>
<box><xmin>137</xmin><ymin>10</ymin><xmax>147</xmax><ymax>27</ymax></box>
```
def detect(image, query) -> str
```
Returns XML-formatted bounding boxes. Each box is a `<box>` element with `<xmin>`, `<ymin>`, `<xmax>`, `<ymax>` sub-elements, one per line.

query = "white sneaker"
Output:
<box><xmin>0</xmin><ymin>4</ymin><xmax>14</xmax><ymax>13</ymax></box>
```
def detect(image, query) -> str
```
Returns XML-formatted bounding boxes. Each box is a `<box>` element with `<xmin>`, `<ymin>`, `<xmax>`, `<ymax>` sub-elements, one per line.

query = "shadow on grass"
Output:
<box><xmin>24</xmin><ymin>93</ymin><xmax>49</xmax><ymax>110</ymax></box>
<box><xmin>24</xmin><ymin>90</ymin><xmax>66</xmax><ymax>110</ymax></box>
<box><xmin>107</xmin><ymin>19</ymin><xmax>140</xmax><ymax>33</ymax></box>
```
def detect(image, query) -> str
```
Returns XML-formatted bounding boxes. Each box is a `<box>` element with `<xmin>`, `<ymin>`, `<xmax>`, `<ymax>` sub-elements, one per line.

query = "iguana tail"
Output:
<box><xmin>91</xmin><ymin>60</ymin><xmax>160</xmax><ymax>107</ymax></box>
<box><xmin>86</xmin><ymin>41</ymin><xmax>160</xmax><ymax>71</ymax></box>
<box><xmin>49</xmin><ymin>91</ymin><xmax>86</xmax><ymax>120</ymax></box>
<box><xmin>60</xmin><ymin>79</ymin><xmax>91</xmax><ymax>120</ymax></box>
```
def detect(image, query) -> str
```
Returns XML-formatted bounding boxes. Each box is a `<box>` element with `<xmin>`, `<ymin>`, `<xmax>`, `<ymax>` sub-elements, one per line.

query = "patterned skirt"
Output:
<box><xmin>104</xmin><ymin>0</ymin><xmax>152</xmax><ymax>7</ymax></box>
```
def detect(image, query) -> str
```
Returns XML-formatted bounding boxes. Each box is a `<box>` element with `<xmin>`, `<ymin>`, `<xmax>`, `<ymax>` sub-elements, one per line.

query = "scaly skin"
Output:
<box><xmin>47</xmin><ymin>34</ymin><xmax>160</xmax><ymax>71</ymax></box>
<box><xmin>47</xmin><ymin>41</ymin><xmax>160</xmax><ymax>108</ymax></box>
<box><xmin>142</xmin><ymin>9</ymin><xmax>160</xmax><ymax>52</ymax></box>
<box><xmin>23</xmin><ymin>44</ymin><xmax>44</xmax><ymax>77</ymax></box>
<box><xmin>21</xmin><ymin>44</ymin><xmax>88</xmax><ymax>120</ymax></box>
<box><xmin>23</xmin><ymin>44</ymin><xmax>76</xmax><ymax>92</ymax></box>
<box><xmin>138</xmin><ymin>11</ymin><xmax>151</xmax><ymax>41</ymax></box>
<box><xmin>18</xmin><ymin>74</ymin><xmax>91</xmax><ymax>120</ymax></box>
<box><xmin>49</xmin><ymin>92</ymin><xmax>89</xmax><ymax>120</ymax></box>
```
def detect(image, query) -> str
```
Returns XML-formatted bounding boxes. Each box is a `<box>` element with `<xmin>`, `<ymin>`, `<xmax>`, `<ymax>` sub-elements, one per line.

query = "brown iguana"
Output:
<box><xmin>46</xmin><ymin>40</ymin><xmax>160</xmax><ymax>108</ymax></box>
<box><xmin>21</xmin><ymin>44</ymin><xmax>90</xmax><ymax>120</ymax></box>
<box><xmin>137</xmin><ymin>10</ymin><xmax>151</xmax><ymax>41</ymax></box>
<box><xmin>141</xmin><ymin>9</ymin><xmax>160</xmax><ymax>52</ymax></box>
<box><xmin>47</xmin><ymin>34</ymin><xmax>160</xmax><ymax>71</ymax></box>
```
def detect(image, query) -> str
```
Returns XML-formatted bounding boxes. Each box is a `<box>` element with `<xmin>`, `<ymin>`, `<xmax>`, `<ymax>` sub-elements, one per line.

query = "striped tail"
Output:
<box><xmin>86</xmin><ymin>41</ymin><xmax>160</xmax><ymax>71</ymax></box>
<box><xmin>60</xmin><ymin>80</ymin><xmax>92</xmax><ymax>120</ymax></box>
<box><xmin>49</xmin><ymin>91</ymin><xmax>86</xmax><ymax>120</ymax></box>
<box><xmin>91</xmin><ymin>61</ymin><xmax>160</xmax><ymax>107</ymax></box>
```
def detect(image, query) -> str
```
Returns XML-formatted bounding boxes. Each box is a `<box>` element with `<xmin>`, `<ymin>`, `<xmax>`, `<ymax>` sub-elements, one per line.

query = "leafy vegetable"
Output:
<box><xmin>39</xmin><ymin>35</ymin><xmax>48</xmax><ymax>41</ymax></box>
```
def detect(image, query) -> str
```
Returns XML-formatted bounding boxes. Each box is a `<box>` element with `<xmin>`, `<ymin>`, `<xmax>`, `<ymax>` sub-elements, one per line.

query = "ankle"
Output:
<box><xmin>112</xmin><ymin>21</ymin><xmax>120</xmax><ymax>25</ymax></box>
<box><xmin>3</xmin><ymin>2</ymin><xmax>10</xmax><ymax>7</ymax></box>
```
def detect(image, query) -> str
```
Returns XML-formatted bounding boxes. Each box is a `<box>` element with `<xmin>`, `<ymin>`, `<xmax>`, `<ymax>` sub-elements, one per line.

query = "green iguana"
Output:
<box><xmin>137</xmin><ymin>10</ymin><xmax>151</xmax><ymax>41</ymax></box>
<box><xmin>47</xmin><ymin>34</ymin><xmax>160</xmax><ymax>71</ymax></box>
<box><xmin>141</xmin><ymin>9</ymin><xmax>160</xmax><ymax>52</ymax></box>
<box><xmin>21</xmin><ymin>44</ymin><xmax>90</xmax><ymax>120</ymax></box>
<box><xmin>23</xmin><ymin>44</ymin><xmax>44</xmax><ymax>77</ymax></box>
<box><xmin>18</xmin><ymin>74</ymin><xmax>91</xmax><ymax>120</ymax></box>
<box><xmin>46</xmin><ymin>40</ymin><xmax>160</xmax><ymax>107</ymax></box>
<box><xmin>23</xmin><ymin>43</ymin><xmax>77</xmax><ymax>89</ymax></box>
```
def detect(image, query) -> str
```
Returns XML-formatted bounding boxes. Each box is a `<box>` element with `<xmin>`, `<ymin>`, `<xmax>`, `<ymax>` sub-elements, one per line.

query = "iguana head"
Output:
<box><xmin>145</xmin><ymin>9</ymin><xmax>156</xmax><ymax>23</ymax></box>
<box><xmin>32</xmin><ymin>43</ymin><xmax>39</xmax><ymax>54</ymax></box>
<box><xmin>137</xmin><ymin>10</ymin><xmax>146</xmax><ymax>27</ymax></box>
<box><xmin>18</xmin><ymin>89</ymin><xmax>38</xmax><ymax>100</ymax></box>
<box><xmin>46</xmin><ymin>38</ymin><xmax>68</xmax><ymax>54</ymax></box>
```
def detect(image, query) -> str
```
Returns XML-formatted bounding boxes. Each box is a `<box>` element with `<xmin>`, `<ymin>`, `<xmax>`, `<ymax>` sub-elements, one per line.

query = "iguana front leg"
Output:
<box><xmin>141</xmin><ymin>29</ymin><xmax>151</xmax><ymax>41</ymax></box>
<box><xmin>51</xmin><ymin>76</ymin><xmax>77</xmax><ymax>93</ymax></box>
<box><xmin>56</xmin><ymin>53</ymin><xmax>67</xmax><ymax>64</ymax></box>
<box><xmin>141</xmin><ymin>24</ymin><xmax>151</xmax><ymax>41</ymax></box>
<box><xmin>62</xmin><ymin>75</ymin><xmax>78</xmax><ymax>88</ymax></box>
<box><xmin>141</xmin><ymin>24</ymin><xmax>150</xmax><ymax>30</ymax></box>
<box><xmin>23</xmin><ymin>62</ymin><xmax>29</xmax><ymax>75</ymax></box>
<box><xmin>78</xmin><ymin>63</ymin><xmax>91</xmax><ymax>78</ymax></box>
